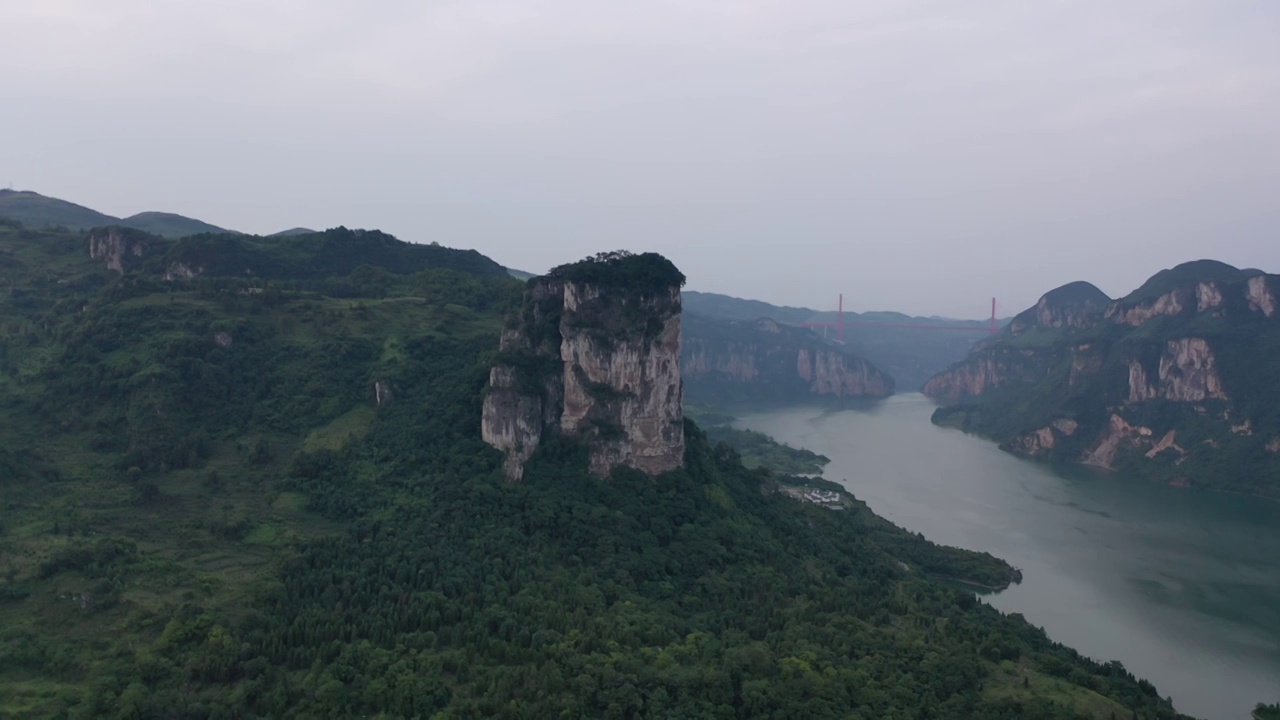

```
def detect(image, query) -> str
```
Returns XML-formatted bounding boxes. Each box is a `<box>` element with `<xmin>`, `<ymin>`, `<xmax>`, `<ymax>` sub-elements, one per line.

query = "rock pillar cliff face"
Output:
<box><xmin>481</xmin><ymin>252</ymin><xmax>685</xmax><ymax>480</ymax></box>
<box><xmin>559</xmin><ymin>282</ymin><xmax>684</xmax><ymax>475</ymax></box>
<box><xmin>1156</xmin><ymin>338</ymin><xmax>1227</xmax><ymax>402</ymax></box>
<box><xmin>1247</xmin><ymin>275</ymin><xmax>1277</xmax><ymax>317</ymax></box>
<box><xmin>88</xmin><ymin>227</ymin><xmax>151</xmax><ymax>274</ymax></box>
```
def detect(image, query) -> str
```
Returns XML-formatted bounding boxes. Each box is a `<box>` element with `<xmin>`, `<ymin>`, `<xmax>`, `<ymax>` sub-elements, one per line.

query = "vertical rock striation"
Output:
<box><xmin>481</xmin><ymin>252</ymin><xmax>685</xmax><ymax>480</ymax></box>
<box><xmin>88</xmin><ymin>226</ymin><xmax>152</xmax><ymax>274</ymax></box>
<box><xmin>681</xmin><ymin>315</ymin><xmax>894</xmax><ymax>403</ymax></box>
<box><xmin>923</xmin><ymin>281</ymin><xmax>1109</xmax><ymax>401</ymax></box>
<box><xmin>924</xmin><ymin>259</ymin><xmax>1280</xmax><ymax>498</ymax></box>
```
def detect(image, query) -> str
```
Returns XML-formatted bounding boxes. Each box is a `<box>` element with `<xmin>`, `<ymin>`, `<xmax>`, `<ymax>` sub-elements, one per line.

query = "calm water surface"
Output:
<box><xmin>735</xmin><ymin>394</ymin><xmax>1280</xmax><ymax>720</ymax></box>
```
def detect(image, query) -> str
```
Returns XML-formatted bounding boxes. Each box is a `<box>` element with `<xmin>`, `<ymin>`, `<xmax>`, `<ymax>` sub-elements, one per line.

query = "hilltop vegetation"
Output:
<box><xmin>117</xmin><ymin>211</ymin><xmax>228</xmax><ymax>238</ymax></box>
<box><xmin>0</xmin><ymin>189</ymin><xmax>230</xmax><ymax>237</ymax></box>
<box><xmin>1255</xmin><ymin>702</ymin><xmax>1280</xmax><ymax>720</ymax></box>
<box><xmin>0</xmin><ymin>220</ymin><xmax>1191</xmax><ymax>718</ymax></box>
<box><xmin>548</xmin><ymin>249</ymin><xmax>687</xmax><ymax>291</ymax></box>
<box><xmin>161</xmin><ymin>227</ymin><xmax>509</xmax><ymax>281</ymax></box>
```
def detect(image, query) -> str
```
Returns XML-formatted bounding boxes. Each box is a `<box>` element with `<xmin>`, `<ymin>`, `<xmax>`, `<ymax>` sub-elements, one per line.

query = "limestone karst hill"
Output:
<box><xmin>482</xmin><ymin>251</ymin><xmax>686</xmax><ymax>480</ymax></box>
<box><xmin>923</xmin><ymin>260</ymin><xmax>1280</xmax><ymax>498</ymax></box>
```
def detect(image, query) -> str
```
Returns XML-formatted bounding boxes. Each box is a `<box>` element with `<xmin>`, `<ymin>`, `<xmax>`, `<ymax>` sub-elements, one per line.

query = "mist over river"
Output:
<box><xmin>734</xmin><ymin>394</ymin><xmax>1280</xmax><ymax>720</ymax></box>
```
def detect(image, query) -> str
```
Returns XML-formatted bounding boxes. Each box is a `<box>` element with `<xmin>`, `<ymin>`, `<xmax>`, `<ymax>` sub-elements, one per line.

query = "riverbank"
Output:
<box><xmin>732</xmin><ymin>395</ymin><xmax>1280</xmax><ymax>720</ymax></box>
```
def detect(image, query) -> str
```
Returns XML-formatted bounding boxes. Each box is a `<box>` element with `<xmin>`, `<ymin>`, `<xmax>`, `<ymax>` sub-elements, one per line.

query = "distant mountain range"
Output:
<box><xmin>682</xmin><ymin>315</ymin><xmax>894</xmax><ymax>407</ymax></box>
<box><xmin>683</xmin><ymin>290</ymin><xmax>1003</xmax><ymax>390</ymax></box>
<box><xmin>0</xmin><ymin>189</ymin><xmax>233</xmax><ymax>238</ymax></box>
<box><xmin>923</xmin><ymin>259</ymin><xmax>1280</xmax><ymax>499</ymax></box>
<box><xmin>0</xmin><ymin>190</ymin><xmax>536</xmax><ymax>278</ymax></box>
<box><xmin>267</xmin><ymin>227</ymin><xmax>318</xmax><ymax>237</ymax></box>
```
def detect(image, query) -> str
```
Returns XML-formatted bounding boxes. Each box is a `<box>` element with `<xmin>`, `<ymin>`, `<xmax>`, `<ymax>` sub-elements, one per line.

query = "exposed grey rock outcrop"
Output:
<box><xmin>88</xmin><ymin>227</ymin><xmax>150</xmax><ymax>273</ymax></box>
<box><xmin>1247</xmin><ymin>275</ymin><xmax>1276</xmax><ymax>317</ymax></box>
<box><xmin>1156</xmin><ymin>338</ymin><xmax>1227</xmax><ymax>402</ymax></box>
<box><xmin>1107</xmin><ymin>288</ymin><xmax>1188</xmax><ymax>326</ymax></box>
<box><xmin>919</xmin><ymin>348</ymin><xmax>1052</xmax><ymax>403</ymax></box>
<box><xmin>481</xmin><ymin>253</ymin><xmax>685</xmax><ymax>480</ymax></box>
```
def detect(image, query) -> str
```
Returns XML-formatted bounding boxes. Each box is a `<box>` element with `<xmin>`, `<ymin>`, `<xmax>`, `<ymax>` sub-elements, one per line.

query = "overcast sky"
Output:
<box><xmin>3</xmin><ymin>1</ymin><xmax>1278</xmax><ymax>317</ymax></box>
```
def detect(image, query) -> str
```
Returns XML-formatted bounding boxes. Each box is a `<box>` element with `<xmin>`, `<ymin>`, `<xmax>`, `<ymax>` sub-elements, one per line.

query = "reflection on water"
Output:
<box><xmin>735</xmin><ymin>394</ymin><xmax>1280</xmax><ymax>720</ymax></box>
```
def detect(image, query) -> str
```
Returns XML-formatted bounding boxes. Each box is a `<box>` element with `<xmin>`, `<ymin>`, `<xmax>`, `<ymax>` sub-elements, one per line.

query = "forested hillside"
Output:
<box><xmin>923</xmin><ymin>260</ymin><xmax>1280</xmax><ymax>499</ymax></box>
<box><xmin>0</xmin><ymin>217</ymin><xmax>1191</xmax><ymax>718</ymax></box>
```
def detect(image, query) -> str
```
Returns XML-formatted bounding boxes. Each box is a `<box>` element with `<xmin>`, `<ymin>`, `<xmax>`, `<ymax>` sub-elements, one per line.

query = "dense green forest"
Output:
<box><xmin>0</xmin><ymin>219</ymin><xmax>1193</xmax><ymax>718</ymax></box>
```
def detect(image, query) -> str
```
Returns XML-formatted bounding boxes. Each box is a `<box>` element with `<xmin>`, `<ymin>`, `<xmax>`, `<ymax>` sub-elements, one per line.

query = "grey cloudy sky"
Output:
<box><xmin>3</xmin><ymin>1</ymin><xmax>1278</xmax><ymax>317</ymax></box>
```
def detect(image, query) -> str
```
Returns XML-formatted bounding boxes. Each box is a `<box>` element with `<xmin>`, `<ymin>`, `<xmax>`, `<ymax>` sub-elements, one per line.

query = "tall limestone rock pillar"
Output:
<box><xmin>481</xmin><ymin>251</ymin><xmax>685</xmax><ymax>480</ymax></box>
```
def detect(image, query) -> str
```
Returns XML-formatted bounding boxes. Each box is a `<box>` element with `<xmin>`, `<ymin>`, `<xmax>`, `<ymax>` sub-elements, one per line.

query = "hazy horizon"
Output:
<box><xmin>4</xmin><ymin>1</ymin><xmax>1278</xmax><ymax>317</ymax></box>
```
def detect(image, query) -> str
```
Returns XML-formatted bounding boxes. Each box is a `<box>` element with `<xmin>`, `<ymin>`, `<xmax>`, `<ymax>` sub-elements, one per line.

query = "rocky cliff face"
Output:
<box><xmin>924</xmin><ymin>260</ymin><xmax>1280</xmax><ymax>498</ymax></box>
<box><xmin>481</xmin><ymin>252</ymin><xmax>685</xmax><ymax>480</ymax></box>
<box><xmin>88</xmin><ymin>227</ymin><xmax>151</xmax><ymax>273</ymax></box>
<box><xmin>1125</xmin><ymin>339</ymin><xmax>1227</xmax><ymax>403</ymax></box>
<box><xmin>1008</xmin><ymin>281</ymin><xmax>1110</xmax><ymax>336</ymax></box>
<box><xmin>1106</xmin><ymin>288</ymin><xmax>1188</xmax><ymax>326</ymax></box>
<box><xmin>923</xmin><ymin>281</ymin><xmax>1109</xmax><ymax>402</ymax></box>
<box><xmin>1247</xmin><ymin>275</ymin><xmax>1277</xmax><ymax>317</ymax></box>
<box><xmin>682</xmin><ymin>315</ymin><xmax>893</xmax><ymax>404</ymax></box>
<box><xmin>919</xmin><ymin>348</ymin><xmax>1050</xmax><ymax>403</ymax></box>
<box><xmin>795</xmin><ymin>347</ymin><xmax>893</xmax><ymax>397</ymax></box>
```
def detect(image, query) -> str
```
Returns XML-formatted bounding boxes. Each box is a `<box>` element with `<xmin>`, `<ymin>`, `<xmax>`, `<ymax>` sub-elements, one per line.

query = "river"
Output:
<box><xmin>734</xmin><ymin>394</ymin><xmax>1280</xmax><ymax>720</ymax></box>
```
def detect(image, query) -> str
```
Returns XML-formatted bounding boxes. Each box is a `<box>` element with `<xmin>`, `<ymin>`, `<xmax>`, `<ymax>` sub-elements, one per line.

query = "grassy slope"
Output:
<box><xmin>0</xmin><ymin>190</ymin><xmax>229</xmax><ymax>238</ymax></box>
<box><xmin>703</xmin><ymin>425</ymin><xmax>830</xmax><ymax>475</ymax></box>
<box><xmin>119</xmin><ymin>211</ymin><xmax>229</xmax><ymax>237</ymax></box>
<box><xmin>0</xmin><ymin>190</ymin><xmax>115</xmax><ymax>230</ymax></box>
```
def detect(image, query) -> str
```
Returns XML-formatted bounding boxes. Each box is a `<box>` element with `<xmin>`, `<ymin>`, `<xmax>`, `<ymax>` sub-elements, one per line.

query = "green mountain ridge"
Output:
<box><xmin>267</xmin><ymin>227</ymin><xmax>318</xmax><ymax>237</ymax></box>
<box><xmin>0</xmin><ymin>221</ymin><xmax>1200</xmax><ymax>717</ymax></box>
<box><xmin>121</xmin><ymin>211</ymin><xmax>230</xmax><ymax>238</ymax></box>
<box><xmin>0</xmin><ymin>189</ymin><xmax>231</xmax><ymax>238</ymax></box>
<box><xmin>923</xmin><ymin>259</ymin><xmax>1280</xmax><ymax>499</ymax></box>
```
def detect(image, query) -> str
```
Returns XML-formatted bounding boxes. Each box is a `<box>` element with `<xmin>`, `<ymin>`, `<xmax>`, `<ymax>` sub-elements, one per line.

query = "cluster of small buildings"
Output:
<box><xmin>802</xmin><ymin>488</ymin><xmax>843</xmax><ymax>507</ymax></box>
<box><xmin>781</xmin><ymin>485</ymin><xmax>845</xmax><ymax>509</ymax></box>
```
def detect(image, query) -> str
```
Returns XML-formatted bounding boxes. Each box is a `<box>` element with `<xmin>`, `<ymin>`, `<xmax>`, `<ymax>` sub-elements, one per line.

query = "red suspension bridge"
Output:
<box><xmin>800</xmin><ymin>294</ymin><xmax>999</xmax><ymax>342</ymax></box>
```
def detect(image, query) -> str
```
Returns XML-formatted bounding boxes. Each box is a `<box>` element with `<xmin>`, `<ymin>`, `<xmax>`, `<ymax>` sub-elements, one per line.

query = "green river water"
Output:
<box><xmin>735</xmin><ymin>394</ymin><xmax>1280</xmax><ymax>720</ymax></box>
